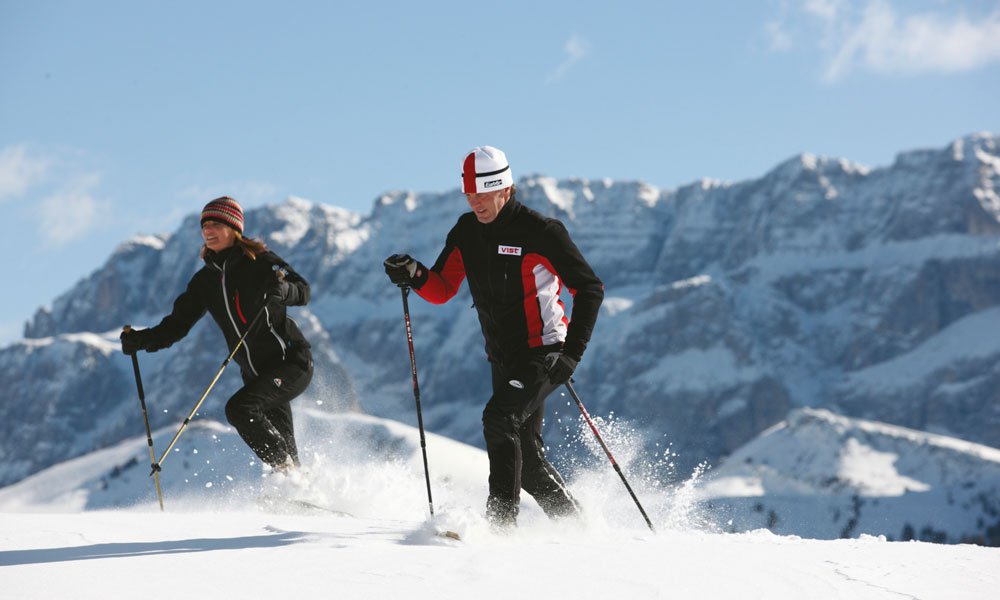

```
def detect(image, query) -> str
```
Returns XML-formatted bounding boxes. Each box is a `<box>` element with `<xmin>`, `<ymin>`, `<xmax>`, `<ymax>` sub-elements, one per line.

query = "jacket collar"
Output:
<box><xmin>204</xmin><ymin>244</ymin><xmax>242</xmax><ymax>269</ymax></box>
<box><xmin>484</xmin><ymin>197</ymin><xmax>520</xmax><ymax>232</ymax></box>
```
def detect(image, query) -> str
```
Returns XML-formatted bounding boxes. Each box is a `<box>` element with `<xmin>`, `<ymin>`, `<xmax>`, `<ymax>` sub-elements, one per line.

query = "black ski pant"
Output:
<box><xmin>225</xmin><ymin>355</ymin><xmax>312</xmax><ymax>468</ymax></box>
<box><xmin>482</xmin><ymin>351</ymin><xmax>580</xmax><ymax>524</ymax></box>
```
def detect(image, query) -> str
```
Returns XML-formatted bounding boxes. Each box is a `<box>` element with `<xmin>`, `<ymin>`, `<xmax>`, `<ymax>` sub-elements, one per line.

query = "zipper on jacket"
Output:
<box><xmin>263</xmin><ymin>304</ymin><xmax>288</xmax><ymax>361</ymax></box>
<box><xmin>218</xmin><ymin>259</ymin><xmax>259</xmax><ymax>377</ymax></box>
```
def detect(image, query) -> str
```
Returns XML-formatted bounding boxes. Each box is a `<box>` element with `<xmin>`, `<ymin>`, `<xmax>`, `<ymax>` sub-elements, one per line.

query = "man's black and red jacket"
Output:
<box><xmin>411</xmin><ymin>198</ymin><xmax>604</xmax><ymax>366</ymax></box>
<box><xmin>140</xmin><ymin>245</ymin><xmax>311</xmax><ymax>379</ymax></box>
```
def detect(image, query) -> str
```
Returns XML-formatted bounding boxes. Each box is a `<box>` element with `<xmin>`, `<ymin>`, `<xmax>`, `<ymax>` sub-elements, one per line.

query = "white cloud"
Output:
<box><xmin>546</xmin><ymin>34</ymin><xmax>590</xmax><ymax>83</ymax></box>
<box><xmin>764</xmin><ymin>18</ymin><xmax>795</xmax><ymax>52</ymax></box>
<box><xmin>38</xmin><ymin>173</ymin><xmax>110</xmax><ymax>246</ymax></box>
<box><xmin>0</xmin><ymin>143</ymin><xmax>110</xmax><ymax>246</ymax></box>
<box><xmin>0</xmin><ymin>145</ymin><xmax>52</xmax><ymax>202</ymax></box>
<box><xmin>768</xmin><ymin>1</ymin><xmax>1000</xmax><ymax>82</ymax></box>
<box><xmin>803</xmin><ymin>0</ymin><xmax>846</xmax><ymax>22</ymax></box>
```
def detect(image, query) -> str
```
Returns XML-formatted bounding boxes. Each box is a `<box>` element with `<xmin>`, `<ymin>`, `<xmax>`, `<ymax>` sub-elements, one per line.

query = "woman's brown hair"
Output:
<box><xmin>200</xmin><ymin>232</ymin><xmax>268</xmax><ymax>260</ymax></box>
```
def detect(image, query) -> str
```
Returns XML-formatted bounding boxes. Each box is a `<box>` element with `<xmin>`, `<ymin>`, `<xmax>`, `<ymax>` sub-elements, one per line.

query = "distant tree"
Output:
<box><xmin>767</xmin><ymin>510</ymin><xmax>778</xmax><ymax>529</ymax></box>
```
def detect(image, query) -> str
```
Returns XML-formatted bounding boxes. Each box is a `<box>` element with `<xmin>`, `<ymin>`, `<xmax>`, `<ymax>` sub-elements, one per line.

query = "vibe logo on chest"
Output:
<box><xmin>498</xmin><ymin>245</ymin><xmax>522</xmax><ymax>256</ymax></box>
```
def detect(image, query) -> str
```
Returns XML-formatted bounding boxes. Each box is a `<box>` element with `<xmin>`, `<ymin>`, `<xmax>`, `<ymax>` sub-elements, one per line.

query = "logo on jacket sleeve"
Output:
<box><xmin>498</xmin><ymin>245</ymin><xmax>522</xmax><ymax>256</ymax></box>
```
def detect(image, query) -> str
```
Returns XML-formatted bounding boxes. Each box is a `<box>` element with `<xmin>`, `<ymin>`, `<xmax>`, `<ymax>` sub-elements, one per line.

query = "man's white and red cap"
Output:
<box><xmin>200</xmin><ymin>196</ymin><xmax>244</xmax><ymax>234</ymax></box>
<box><xmin>462</xmin><ymin>146</ymin><xmax>514</xmax><ymax>194</ymax></box>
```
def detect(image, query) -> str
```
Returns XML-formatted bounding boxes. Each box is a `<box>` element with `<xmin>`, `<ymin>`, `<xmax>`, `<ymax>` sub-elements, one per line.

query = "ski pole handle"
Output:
<box><xmin>123</xmin><ymin>324</ymin><xmax>135</xmax><ymax>354</ymax></box>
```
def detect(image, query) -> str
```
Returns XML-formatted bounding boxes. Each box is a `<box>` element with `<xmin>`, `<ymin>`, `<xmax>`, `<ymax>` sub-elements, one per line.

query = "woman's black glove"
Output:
<box><xmin>267</xmin><ymin>279</ymin><xmax>291</xmax><ymax>303</ymax></box>
<box><xmin>120</xmin><ymin>328</ymin><xmax>149</xmax><ymax>355</ymax></box>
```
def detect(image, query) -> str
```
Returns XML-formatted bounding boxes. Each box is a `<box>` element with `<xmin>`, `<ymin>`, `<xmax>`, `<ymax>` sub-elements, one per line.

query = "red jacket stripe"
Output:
<box><xmin>416</xmin><ymin>246</ymin><xmax>466</xmax><ymax>304</ymax></box>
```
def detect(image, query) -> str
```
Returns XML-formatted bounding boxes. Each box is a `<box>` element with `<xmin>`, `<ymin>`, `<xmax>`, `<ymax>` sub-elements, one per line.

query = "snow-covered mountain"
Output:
<box><xmin>699</xmin><ymin>408</ymin><xmax>1000</xmax><ymax>545</ymax></box>
<box><xmin>4</xmin><ymin>133</ymin><xmax>1000</xmax><ymax>499</ymax></box>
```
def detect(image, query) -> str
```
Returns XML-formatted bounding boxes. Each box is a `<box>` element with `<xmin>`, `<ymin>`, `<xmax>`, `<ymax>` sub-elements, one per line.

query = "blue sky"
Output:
<box><xmin>2</xmin><ymin>0</ymin><xmax>999</xmax><ymax>343</ymax></box>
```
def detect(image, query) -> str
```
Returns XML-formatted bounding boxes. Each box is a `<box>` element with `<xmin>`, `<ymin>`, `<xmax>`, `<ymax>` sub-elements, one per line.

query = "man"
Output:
<box><xmin>384</xmin><ymin>146</ymin><xmax>604</xmax><ymax>529</ymax></box>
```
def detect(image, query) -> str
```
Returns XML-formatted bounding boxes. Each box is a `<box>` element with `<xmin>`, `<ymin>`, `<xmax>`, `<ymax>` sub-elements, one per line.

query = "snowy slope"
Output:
<box><xmin>700</xmin><ymin>408</ymin><xmax>1000</xmax><ymax>545</ymax></box>
<box><xmin>2</xmin><ymin>410</ymin><xmax>999</xmax><ymax>599</ymax></box>
<box><xmin>4</xmin><ymin>511</ymin><xmax>999</xmax><ymax>600</ymax></box>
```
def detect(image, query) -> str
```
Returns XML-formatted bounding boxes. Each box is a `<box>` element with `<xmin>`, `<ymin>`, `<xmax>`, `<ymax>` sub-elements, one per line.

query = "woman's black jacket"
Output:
<box><xmin>141</xmin><ymin>245</ymin><xmax>311</xmax><ymax>379</ymax></box>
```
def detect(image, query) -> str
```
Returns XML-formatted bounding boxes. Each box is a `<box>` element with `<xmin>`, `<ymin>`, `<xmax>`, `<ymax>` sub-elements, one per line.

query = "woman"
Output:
<box><xmin>121</xmin><ymin>196</ymin><xmax>313</xmax><ymax>473</ymax></box>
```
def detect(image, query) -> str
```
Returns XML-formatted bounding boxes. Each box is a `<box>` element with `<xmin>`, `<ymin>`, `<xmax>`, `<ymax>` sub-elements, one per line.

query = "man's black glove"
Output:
<box><xmin>544</xmin><ymin>352</ymin><xmax>578</xmax><ymax>385</ymax></box>
<box><xmin>120</xmin><ymin>328</ymin><xmax>149</xmax><ymax>355</ymax></box>
<box><xmin>384</xmin><ymin>254</ymin><xmax>418</xmax><ymax>287</ymax></box>
<box><xmin>267</xmin><ymin>278</ymin><xmax>290</xmax><ymax>304</ymax></box>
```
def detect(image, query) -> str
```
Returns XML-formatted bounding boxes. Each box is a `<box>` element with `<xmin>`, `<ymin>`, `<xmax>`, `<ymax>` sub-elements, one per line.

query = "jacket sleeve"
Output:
<box><xmin>260</xmin><ymin>251</ymin><xmax>310</xmax><ymax>306</ymax></box>
<box><xmin>143</xmin><ymin>275</ymin><xmax>208</xmax><ymax>352</ymax></box>
<box><xmin>544</xmin><ymin>220</ymin><xmax>604</xmax><ymax>362</ymax></box>
<box><xmin>413</xmin><ymin>226</ymin><xmax>466</xmax><ymax>304</ymax></box>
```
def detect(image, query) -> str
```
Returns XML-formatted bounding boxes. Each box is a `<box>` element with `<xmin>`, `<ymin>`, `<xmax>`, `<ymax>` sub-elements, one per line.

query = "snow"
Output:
<box><xmin>837</xmin><ymin>438</ymin><xmax>931</xmax><ymax>496</ymax></box>
<box><xmin>601</xmin><ymin>296</ymin><xmax>634</xmax><ymax>316</ymax></box>
<box><xmin>14</xmin><ymin>330</ymin><xmax>120</xmax><ymax>356</ymax></box>
<box><xmin>535</xmin><ymin>176</ymin><xmax>576</xmax><ymax>217</ymax></box>
<box><xmin>1</xmin><ymin>512</ymin><xmax>995</xmax><ymax>597</ymax></box>
<box><xmin>3</xmin><ymin>410</ymin><xmax>997</xmax><ymax>599</ymax></box>
<box><xmin>3</xmin><ymin>512</ymin><xmax>998</xmax><ymax>600</ymax></box>
<box><xmin>845</xmin><ymin>307</ymin><xmax>1000</xmax><ymax>392</ymax></box>
<box><xmin>268</xmin><ymin>197</ymin><xmax>313</xmax><ymax>246</ymax></box>
<box><xmin>118</xmin><ymin>234</ymin><xmax>167</xmax><ymax>251</ymax></box>
<box><xmin>638</xmin><ymin>345</ymin><xmax>760</xmax><ymax>391</ymax></box>
<box><xmin>748</xmin><ymin>234</ymin><xmax>999</xmax><ymax>283</ymax></box>
<box><xmin>694</xmin><ymin>409</ymin><xmax>1000</xmax><ymax>546</ymax></box>
<box><xmin>671</xmin><ymin>273</ymin><xmax>712</xmax><ymax>289</ymax></box>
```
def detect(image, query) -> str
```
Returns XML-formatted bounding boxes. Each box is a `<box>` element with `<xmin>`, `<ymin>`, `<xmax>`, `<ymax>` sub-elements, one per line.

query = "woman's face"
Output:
<box><xmin>202</xmin><ymin>221</ymin><xmax>237</xmax><ymax>252</ymax></box>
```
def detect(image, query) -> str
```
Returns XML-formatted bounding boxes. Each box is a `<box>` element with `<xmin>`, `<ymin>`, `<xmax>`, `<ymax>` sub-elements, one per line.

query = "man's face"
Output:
<box><xmin>465</xmin><ymin>187</ymin><xmax>511</xmax><ymax>224</ymax></box>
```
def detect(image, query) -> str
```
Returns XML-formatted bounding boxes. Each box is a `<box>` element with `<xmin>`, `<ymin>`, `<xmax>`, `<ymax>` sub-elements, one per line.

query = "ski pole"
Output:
<box><xmin>565</xmin><ymin>380</ymin><xmax>655</xmax><ymax>532</ymax></box>
<box><xmin>398</xmin><ymin>285</ymin><xmax>436</xmax><ymax>516</ymax></box>
<box><xmin>150</xmin><ymin>299</ymin><xmax>271</xmax><ymax>476</ymax></box>
<box><xmin>124</xmin><ymin>326</ymin><xmax>165</xmax><ymax>510</ymax></box>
